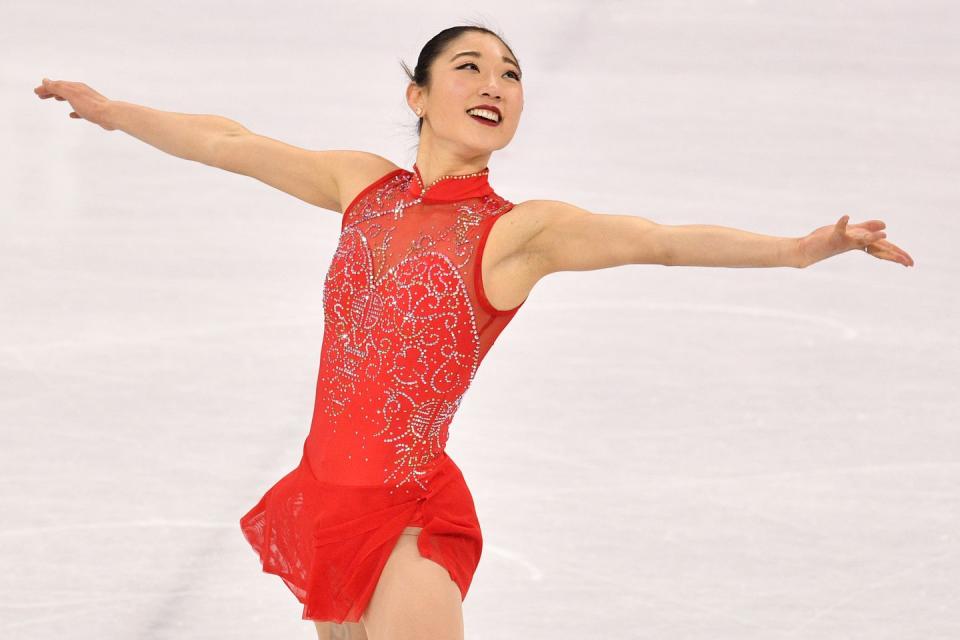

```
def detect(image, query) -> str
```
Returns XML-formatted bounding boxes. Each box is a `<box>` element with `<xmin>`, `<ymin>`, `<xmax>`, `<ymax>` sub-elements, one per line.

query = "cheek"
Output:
<box><xmin>445</xmin><ymin>77</ymin><xmax>474</xmax><ymax>98</ymax></box>
<box><xmin>440</xmin><ymin>88</ymin><xmax>472</xmax><ymax>121</ymax></box>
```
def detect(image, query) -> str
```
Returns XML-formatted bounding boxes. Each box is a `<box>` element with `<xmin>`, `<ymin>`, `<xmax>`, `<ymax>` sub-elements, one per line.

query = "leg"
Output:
<box><xmin>314</xmin><ymin>620</ymin><xmax>368</xmax><ymax>640</ymax></box>
<box><xmin>360</xmin><ymin>526</ymin><xmax>464</xmax><ymax>640</ymax></box>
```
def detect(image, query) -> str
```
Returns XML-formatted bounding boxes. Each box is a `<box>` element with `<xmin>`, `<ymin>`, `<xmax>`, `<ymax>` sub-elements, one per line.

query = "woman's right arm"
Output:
<box><xmin>106</xmin><ymin>101</ymin><xmax>360</xmax><ymax>212</ymax></box>
<box><xmin>106</xmin><ymin>100</ymin><xmax>243</xmax><ymax>168</ymax></box>
<box><xmin>35</xmin><ymin>78</ymin><xmax>398</xmax><ymax>214</ymax></box>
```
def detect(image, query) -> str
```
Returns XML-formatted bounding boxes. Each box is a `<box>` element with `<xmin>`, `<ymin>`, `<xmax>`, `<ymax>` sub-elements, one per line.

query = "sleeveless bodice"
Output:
<box><xmin>303</xmin><ymin>164</ymin><xmax>526</xmax><ymax>494</ymax></box>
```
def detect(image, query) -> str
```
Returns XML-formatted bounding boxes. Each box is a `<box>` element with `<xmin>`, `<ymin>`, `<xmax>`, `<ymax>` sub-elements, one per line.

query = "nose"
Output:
<box><xmin>480</xmin><ymin>76</ymin><xmax>502</xmax><ymax>99</ymax></box>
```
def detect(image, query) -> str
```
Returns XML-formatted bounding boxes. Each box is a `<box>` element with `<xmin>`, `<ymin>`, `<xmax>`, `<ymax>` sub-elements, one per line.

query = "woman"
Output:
<box><xmin>35</xmin><ymin>23</ymin><xmax>914</xmax><ymax>640</ymax></box>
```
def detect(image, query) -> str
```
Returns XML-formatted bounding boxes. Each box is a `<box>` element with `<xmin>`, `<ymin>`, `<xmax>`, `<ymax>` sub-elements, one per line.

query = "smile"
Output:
<box><xmin>466</xmin><ymin>112</ymin><xmax>501</xmax><ymax>127</ymax></box>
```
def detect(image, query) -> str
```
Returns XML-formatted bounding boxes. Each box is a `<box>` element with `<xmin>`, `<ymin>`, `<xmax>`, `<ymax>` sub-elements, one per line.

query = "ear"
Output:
<box><xmin>406</xmin><ymin>82</ymin><xmax>424</xmax><ymax>113</ymax></box>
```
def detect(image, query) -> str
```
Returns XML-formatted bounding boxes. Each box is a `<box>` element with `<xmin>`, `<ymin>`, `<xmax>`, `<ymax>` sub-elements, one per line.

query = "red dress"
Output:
<box><xmin>239</xmin><ymin>163</ymin><xmax>526</xmax><ymax>622</ymax></box>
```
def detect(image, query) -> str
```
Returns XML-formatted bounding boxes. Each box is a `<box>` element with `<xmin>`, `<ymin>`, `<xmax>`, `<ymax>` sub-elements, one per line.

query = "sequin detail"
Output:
<box><xmin>310</xmin><ymin>168</ymin><xmax>521</xmax><ymax>493</ymax></box>
<box><xmin>321</xmin><ymin>229</ymin><xmax>480</xmax><ymax>490</ymax></box>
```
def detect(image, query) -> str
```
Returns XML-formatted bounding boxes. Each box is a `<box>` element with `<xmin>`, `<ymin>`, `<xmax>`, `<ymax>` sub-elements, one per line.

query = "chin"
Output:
<box><xmin>456</xmin><ymin>139</ymin><xmax>498</xmax><ymax>154</ymax></box>
<box><xmin>473</xmin><ymin>132</ymin><xmax>514</xmax><ymax>151</ymax></box>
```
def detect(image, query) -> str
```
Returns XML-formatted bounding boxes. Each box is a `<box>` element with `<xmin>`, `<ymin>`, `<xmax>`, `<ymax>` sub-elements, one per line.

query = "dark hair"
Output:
<box><xmin>399</xmin><ymin>22</ymin><xmax>520</xmax><ymax>137</ymax></box>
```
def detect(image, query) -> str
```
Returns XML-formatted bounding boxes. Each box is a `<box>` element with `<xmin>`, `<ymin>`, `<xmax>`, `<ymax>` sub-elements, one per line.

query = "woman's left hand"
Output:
<box><xmin>797</xmin><ymin>215</ymin><xmax>915</xmax><ymax>268</ymax></box>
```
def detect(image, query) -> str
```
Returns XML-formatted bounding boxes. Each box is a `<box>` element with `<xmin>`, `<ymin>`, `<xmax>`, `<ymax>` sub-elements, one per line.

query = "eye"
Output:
<box><xmin>457</xmin><ymin>62</ymin><xmax>521</xmax><ymax>81</ymax></box>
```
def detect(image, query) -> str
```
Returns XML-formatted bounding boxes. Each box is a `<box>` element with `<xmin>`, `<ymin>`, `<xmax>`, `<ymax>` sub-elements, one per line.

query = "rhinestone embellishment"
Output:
<box><xmin>314</xmin><ymin>168</ymin><xmax>520</xmax><ymax>492</ymax></box>
<box><xmin>414</xmin><ymin>166</ymin><xmax>490</xmax><ymax>198</ymax></box>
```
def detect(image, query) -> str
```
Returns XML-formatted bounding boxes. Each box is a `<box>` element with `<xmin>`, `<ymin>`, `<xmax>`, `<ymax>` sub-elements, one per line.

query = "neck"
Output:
<box><xmin>414</xmin><ymin>131</ymin><xmax>492</xmax><ymax>188</ymax></box>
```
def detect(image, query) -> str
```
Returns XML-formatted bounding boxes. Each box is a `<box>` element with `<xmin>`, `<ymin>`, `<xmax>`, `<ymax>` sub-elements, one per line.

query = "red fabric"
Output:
<box><xmin>240</xmin><ymin>163</ymin><xmax>526</xmax><ymax>622</ymax></box>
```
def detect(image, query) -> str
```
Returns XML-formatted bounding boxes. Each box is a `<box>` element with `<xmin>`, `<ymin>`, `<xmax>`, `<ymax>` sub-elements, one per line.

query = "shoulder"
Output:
<box><xmin>508</xmin><ymin>198</ymin><xmax>589</xmax><ymax>219</ymax></box>
<box><xmin>329</xmin><ymin>150</ymin><xmax>401</xmax><ymax>174</ymax></box>
<box><xmin>498</xmin><ymin>198</ymin><xmax>592</xmax><ymax>247</ymax></box>
<box><xmin>334</xmin><ymin>152</ymin><xmax>406</xmax><ymax>214</ymax></box>
<box><xmin>482</xmin><ymin>199</ymin><xmax>592</xmax><ymax>274</ymax></box>
<box><xmin>333</xmin><ymin>151</ymin><xmax>404</xmax><ymax>187</ymax></box>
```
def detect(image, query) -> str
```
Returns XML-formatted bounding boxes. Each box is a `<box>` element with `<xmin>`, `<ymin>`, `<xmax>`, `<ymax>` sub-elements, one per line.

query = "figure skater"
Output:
<box><xmin>35</xmin><ymin>23</ymin><xmax>914</xmax><ymax>640</ymax></box>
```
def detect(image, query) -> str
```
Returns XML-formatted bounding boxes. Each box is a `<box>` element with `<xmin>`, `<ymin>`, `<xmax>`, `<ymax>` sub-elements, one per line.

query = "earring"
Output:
<box><xmin>416</xmin><ymin>107</ymin><xmax>422</xmax><ymax>117</ymax></box>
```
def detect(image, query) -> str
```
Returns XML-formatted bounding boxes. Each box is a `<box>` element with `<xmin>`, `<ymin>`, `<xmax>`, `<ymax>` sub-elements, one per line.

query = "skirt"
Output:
<box><xmin>239</xmin><ymin>451</ymin><xmax>483</xmax><ymax>622</ymax></box>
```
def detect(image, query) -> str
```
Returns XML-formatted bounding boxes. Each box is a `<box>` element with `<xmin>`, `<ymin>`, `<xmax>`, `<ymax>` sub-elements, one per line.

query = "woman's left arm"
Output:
<box><xmin>655</xmin><ymin>214</ymin><xmax>914</xmax><ymax>268</ymax></box>
<box><xmin>522</xmin><ymin>201</ymin><xmax>914</xmax><ymax>273</ymax></box>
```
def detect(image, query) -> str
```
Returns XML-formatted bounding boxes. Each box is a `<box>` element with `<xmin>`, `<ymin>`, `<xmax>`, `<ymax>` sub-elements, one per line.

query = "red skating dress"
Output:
<box><xmin>239</xmin><ymin>163</ymin><xmax>526</xmax><ymax>622</ymax></box>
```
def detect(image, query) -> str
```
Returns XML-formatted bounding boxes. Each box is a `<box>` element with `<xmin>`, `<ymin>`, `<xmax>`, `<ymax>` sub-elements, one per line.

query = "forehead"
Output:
<box><xmin>446</xmin><ymin>32</ymin><xmax>510</xmax><ymax>57</ymax></box>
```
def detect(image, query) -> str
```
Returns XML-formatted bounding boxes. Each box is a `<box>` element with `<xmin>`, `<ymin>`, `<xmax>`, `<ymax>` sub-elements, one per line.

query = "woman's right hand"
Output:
<box><xmin>34</xmin><ymin>78</ymin><xmax>115</xmax><ymax>130</ymax></box>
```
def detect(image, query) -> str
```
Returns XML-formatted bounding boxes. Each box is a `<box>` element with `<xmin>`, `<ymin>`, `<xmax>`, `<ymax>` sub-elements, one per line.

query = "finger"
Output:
<box><xmin>39</xmin><ymin>78</ymin><xmax>61</xmax><ymax>98</ymax></box>
<box><xmin>834</xmin><ymin>215</ymin><xmax>849</xmax><ymax>237</ymax></box>
<box><xmin>873</xmin><ymin>239</ymin><xmax>914</xmax><ymax>266</ymax></box>
<box><xmin>870</xmin><ymin>247</ymin><xmax>911</xmax><ymax>266</ymax></box>
<box><xmin>867</xmin><ymin>241</ymin><xmax>912</xmax><ymax>266</ymax></box>
<box><xmin>42</xmin><ymin>79</ymin><xmax>64</xmax><ymax>96</ymax></box>
<box><xmin>873</xmin><ymin>238</ymin><xmax>903</xmax><ymax>254</ymax></box>
<box><xmin>853</xmin><ymin>231</ymin><xmax>883</xmax><ymax>249</ymax></box>
<box><xmin>851</xmin><ymin>220</ymin><xmax>886</xmax><ymax>231</ymax></box>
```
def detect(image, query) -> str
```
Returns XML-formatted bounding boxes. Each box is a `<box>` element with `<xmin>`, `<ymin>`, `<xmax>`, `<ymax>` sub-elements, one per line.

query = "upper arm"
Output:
<box><xmin>524</xmin><ymin>199</ymin><xmax>664</xmax><ymax>274</ymax></box>
<box><xmin>212</xmin><ymin>131</ymin><xmax>398</xmax><ymax>213</ymax></box>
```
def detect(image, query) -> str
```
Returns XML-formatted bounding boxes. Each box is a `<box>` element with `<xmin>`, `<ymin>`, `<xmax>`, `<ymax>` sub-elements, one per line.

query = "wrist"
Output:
<box><xmin>101</xmin><ymin>100</ymin><xmax>131</xmax><ymax>132</ymax></box>
<box><xmin>788</xmin><ymin>236</ymin><xmax>807</xmax><ymax>268</ymax></box>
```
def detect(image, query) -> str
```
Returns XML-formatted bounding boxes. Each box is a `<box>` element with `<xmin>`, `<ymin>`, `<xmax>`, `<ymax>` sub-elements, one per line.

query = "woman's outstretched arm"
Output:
<box><xmin>34</xmin><ymin>78</ymin><xmax>243</xmax><ymax>166</ymax></box>
<box><xmin>520</xmin><ymin>200</ymin><xmax>913</xmax><ymax>274</ymax></box>
<box><xmin>33</xmin><ymin>77</ymin><xmax>397</xmax><ymax>214</ymax></box>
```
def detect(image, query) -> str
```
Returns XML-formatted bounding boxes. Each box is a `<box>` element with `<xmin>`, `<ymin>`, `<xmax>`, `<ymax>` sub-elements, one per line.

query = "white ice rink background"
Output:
<box><xmin>2</xmin><ymin>1</ymin><xmax>957</xmax><ymax>638</ymax></box>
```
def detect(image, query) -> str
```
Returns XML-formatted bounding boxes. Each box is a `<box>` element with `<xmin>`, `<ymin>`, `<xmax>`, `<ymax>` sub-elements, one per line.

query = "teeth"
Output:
<box><xmin>467</xmin><ymin>108</ymin><xmax>500</xmax><ymax>123</ymax></box>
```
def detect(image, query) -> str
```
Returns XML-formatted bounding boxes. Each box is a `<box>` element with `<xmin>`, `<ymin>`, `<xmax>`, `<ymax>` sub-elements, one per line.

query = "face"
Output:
<box><xmin>407</xmin><ymin>32</ymin><xmax>524</xmax><ymax>154</ymax></box>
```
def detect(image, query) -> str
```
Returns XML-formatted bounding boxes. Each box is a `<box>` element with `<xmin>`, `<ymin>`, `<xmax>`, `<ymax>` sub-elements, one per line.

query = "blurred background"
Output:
<box><xmin>2</xmin><ymin>0</ymin><xmax>957</xmax><ymax>638</ymax></box>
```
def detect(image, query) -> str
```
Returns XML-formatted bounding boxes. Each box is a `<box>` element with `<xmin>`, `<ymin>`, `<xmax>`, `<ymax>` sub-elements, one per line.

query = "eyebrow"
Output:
<box><xmin>449</xmin><ymin>50</ymin><xmax>522</xmax><ymax>75</ymax></box>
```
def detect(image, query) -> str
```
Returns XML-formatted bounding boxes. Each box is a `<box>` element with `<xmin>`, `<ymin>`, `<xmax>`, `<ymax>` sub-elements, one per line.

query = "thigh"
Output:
<box><xmin>360</xmin><ymin>528</ymin><xmax>464</xmax><ymax>640</ymax></box>
<box><xmin>313</xmin><ymin>620</ymin><xmax>368</xmax><ymax>640</ymax></box>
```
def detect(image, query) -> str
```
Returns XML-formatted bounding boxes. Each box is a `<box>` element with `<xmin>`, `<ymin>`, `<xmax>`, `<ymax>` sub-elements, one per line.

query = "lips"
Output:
<box><xmin>468</xmin><ymin>104</ymin><xmax>501</xmax><ymax>119</ymax></box>
<box><xmin>466</xmin><ymin>104</ymin><xmax>502</xmax><ymax>125</ymax></box>
<box><xmin>468</xmin><ymin>113</ymin><xmax>500</xmax><ymax>127</ymax></box>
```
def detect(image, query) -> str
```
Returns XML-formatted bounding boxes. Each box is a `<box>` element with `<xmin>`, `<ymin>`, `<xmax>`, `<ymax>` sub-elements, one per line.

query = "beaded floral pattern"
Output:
<box><xmin>311</xmin><ymin>169</ymin><xmax>520</xmax><ymax>493</ymax></box>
